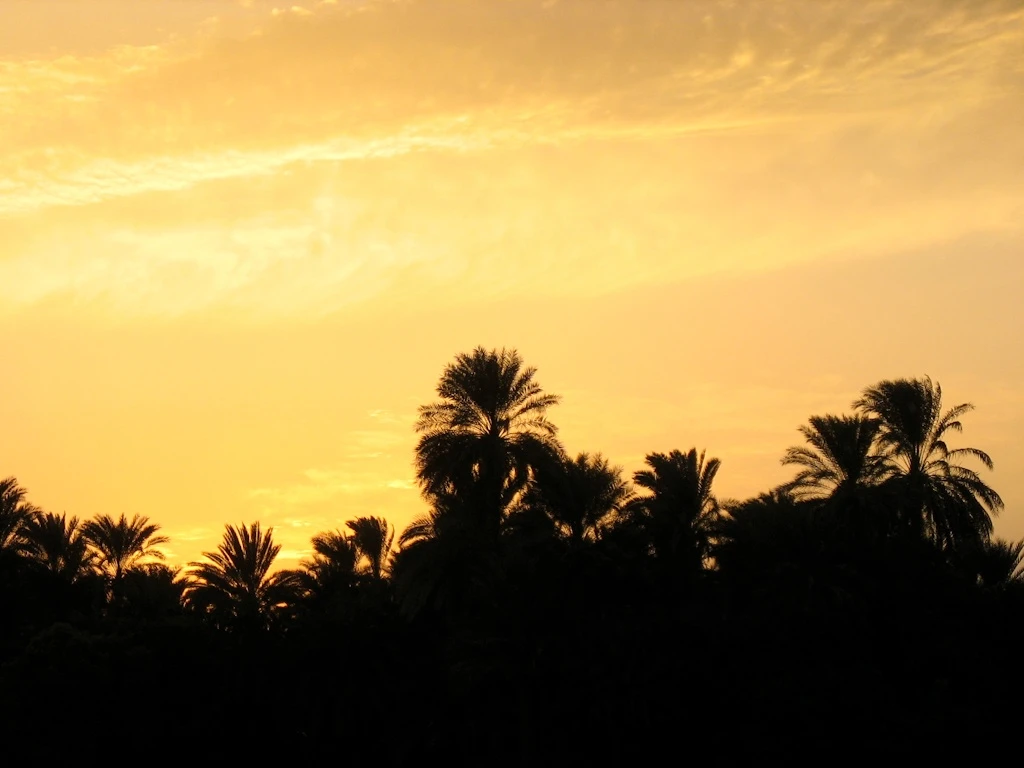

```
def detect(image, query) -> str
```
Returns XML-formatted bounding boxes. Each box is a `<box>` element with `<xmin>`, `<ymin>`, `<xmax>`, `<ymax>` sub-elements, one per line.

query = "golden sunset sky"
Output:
<box><xmin>2</xmin><ymin>0</ymin><xmax>1022</xmax><ymax>565</ymax></box>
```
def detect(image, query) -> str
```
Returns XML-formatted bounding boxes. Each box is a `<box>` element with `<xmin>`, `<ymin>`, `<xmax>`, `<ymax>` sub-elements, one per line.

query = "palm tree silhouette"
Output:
<box><xmin>0</xmin><ymin>476</ymin><xmax>39</xmax><ymax>557</ymax></box>
<box><xmin>185</xmin><ymin>522</ymin><xmax>299</xmax><ymax>630</ymax></box>
<box><xmin>82</xmin><ymin>514</ymin><xmax>168</xmax><ymax>601</ymax></box>
<box><xmin>392</xmin><ymin>491</ymin><xmax>500</xmax><ymax>618</ymax></box>
<box><xmin>782</xmin><ymin>414</ymin><xmax>892</xmax><ymax>501</ymax></box>
<box><xmin>521</xmin><ymin>452</ymin><xmax>633</xmax><ymax>544</ymax></box>
<box><xmin>21</xmin><ymin>512</ymin><xmax>96</xmax><ymax>581</ymax></box>
<box><xmin>120</xmin><ymin>563</ymin><xmax>189</xmax><ymax>618</ymax></box>
<box><xmin>347</xmin><ymin>516</ymin><xmax>395</xmax><ymax>579</ymax></box>
<box><xmin>959</xmin><ymin>537</ymin><xmax>1024</xmax><ymax>588</ymax></box>
<box><xmin>713</xmin><ymin>489</ymin><xmax>864</xmax><ymax>612</ymax></box>
<box><xmin>296</xmin><ymin>529</ymin><xmax>361</xmax><ymax>602</ymax></box>
<box><xmin>854</xmin><ymin>376</ymin><xmax>1003</xmax><ymax>550</ymax></box>
<box><xmin>626</xmin><ymin>448</ymin><xmax>721</xmax><ymax>575</ymax></box>
<box><xmin>415</xmin><ymin>347</ymin><xmax>562</xmax><ymax>532</ymax></box>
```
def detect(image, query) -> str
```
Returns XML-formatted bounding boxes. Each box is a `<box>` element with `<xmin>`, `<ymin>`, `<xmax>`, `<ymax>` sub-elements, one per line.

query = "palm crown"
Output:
<box><xmin>415</xmin><ymin>346</ymin><xmax>562</xmax><ymax>529</ymax></box>
<box><xmin>627</xmin><ymin>448</ymin><xmax>721</xmax><ymax>572</ymax></box>
<box><xmin>0</xmin><ymin>476</ymin><xmax>40</xmax><ymax>555</ymax></box>
<box><xmin>82</xmin><ymin>514</ymin><xmax>168</xmax><ymax>582</ymax></box>
<box><xmin>854</xmin><ymin>376</ymin><xmax>1002</xmax><ymax>550</ymax></box>
<box><xmin>186</xmin><ymin>522</ymin><xmax>298</xmax><ymax>629</ymax></box>
<box><xmin>782</xmin><ymin>414</ymin><xmax>892</xmax><ymax>501</ymax></box>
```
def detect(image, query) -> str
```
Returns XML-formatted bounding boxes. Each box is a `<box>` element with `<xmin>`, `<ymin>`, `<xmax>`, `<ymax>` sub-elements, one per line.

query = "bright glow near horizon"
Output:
<box><xmin>2</xmin><ymin>0</ymin><xmax>1022</xmax><ymax>566</ymax></box>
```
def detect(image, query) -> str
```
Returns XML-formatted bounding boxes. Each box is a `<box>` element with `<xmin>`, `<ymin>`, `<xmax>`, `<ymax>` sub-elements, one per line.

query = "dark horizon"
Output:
<box><xmin>1</xmin><ymin>347</ymin><xmax>1020</xmax><ymax>762</ymax></box>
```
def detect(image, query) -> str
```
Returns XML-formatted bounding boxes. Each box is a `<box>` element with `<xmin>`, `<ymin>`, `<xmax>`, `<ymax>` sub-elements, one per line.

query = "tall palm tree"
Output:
<box><xmin>626</xmin><ymin>448</ymin><xmax>721</xmax><ymax>575</ymax></box>
<box><xmin>21</xmin><ymin>512</ymin><xmax>95</xmax><ymax>581</ymax></box>
<box><xmin>521</xmin><ymin>452</ymin><xmax>633</xmax><ymax>544</ymax></box>
<box><xmin>782</xmin><ymin>414</ymin><xmax>892</xmax><ymax>501</ymax></box>
<box><xmin>185</xmin><ymin>522</ymin><xmax>299</xmax><ymax>630</ymax></box>
<box><xmin>415</xmin><ymin>347</ymin><xmax>563</xmax><ymax>532</ymax></box>
<box><xmin>82</xmin><ymin>514</ymin><xmax>168</xmax><ymax>586</ymax></box>
<box><xmin>854</xmin><ymin>376</ymin><xmax>1003</xmax><ymax>550</ymax></box>
<box><xmin>0</xmin><ymin>476</ymin><xmax>39</xmax><ymax>556</ymax></box>
<box><xmin>347</xmin><ymin>516</ymin><xmax>394</xmax><ymax>579</ymax></box>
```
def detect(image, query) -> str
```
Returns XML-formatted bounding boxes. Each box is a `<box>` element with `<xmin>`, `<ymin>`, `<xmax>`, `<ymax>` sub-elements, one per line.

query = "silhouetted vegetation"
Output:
<box><xmin>0</xmin><ymin>348</ymin><xmax>1018</xmax><ymax>762</ymax></box>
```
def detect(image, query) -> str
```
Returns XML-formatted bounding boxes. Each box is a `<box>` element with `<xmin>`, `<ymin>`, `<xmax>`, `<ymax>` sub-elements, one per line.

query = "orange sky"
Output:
<box><xmin>2</xmin><ymin>0</ymin><xmax>1022</xmax><ymax>566</ymax></box>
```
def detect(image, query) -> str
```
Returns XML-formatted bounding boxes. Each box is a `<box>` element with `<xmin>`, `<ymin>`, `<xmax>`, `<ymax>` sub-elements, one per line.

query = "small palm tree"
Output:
<box><xmin>347</xmin><ymin>516</ymin><xmax>395</xmax><ymax>579</ymax></box>
<box><xmin>854</xmin><ymin>376</ymin><xmax>1003</xmax><ymax>550</ymax></box>
<box><xmin>120</xmin><ymin>563</ymin><xmax>189</xmax><ymax>618</ymax></box>
<box><xmin>960</xmin><ymin>537</ymin><xmax>1024</xmax><ymax>589</ymax></box>
<box><xmin>82</xmin><ymin>514</ymin><xmax>168</xmax><ymax>589</ymax></box>
<box><xmin>296</xmin><ymin>529</ymin><xmax>361</xmax><ymax>601</ymax></box>
<box><xmin>21</xmin><ymin>512</ymin><xmax>95</xmax><ymax>581</ymax></box>
<box><xmin>415</xmin><ymin>347</ymin><xmax>563</xmax><ymax>531</ymax></box>
<box><xmin>0</xmin><ymin>476</ymin><xmax>40</xmax><ymax>556</ymax></box>
<box><xmin>185</xmin><ymin>522</ymin><xmax>299</xmax><ymax>630</ymax></box>
<box><xmin>782</xmin><ymin>414</ymin><xmax>892</xmax><ymax>501</ymax></box>
<box><xmin>522</xmin><ymin>452</ymin><xmax>633</xmax><ymax>543</ymax></box>
<box><xmin>627</xmin><ymin>448</ymin><xmax>721</xmax><ymax>574</ymax></box>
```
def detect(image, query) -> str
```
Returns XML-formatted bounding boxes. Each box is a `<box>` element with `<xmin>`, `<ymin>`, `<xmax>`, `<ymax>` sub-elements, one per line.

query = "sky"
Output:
<box><xmin>2</xmin><ymin>0</ymin><xmax>1022</xmax><ymax>566</ymax></box>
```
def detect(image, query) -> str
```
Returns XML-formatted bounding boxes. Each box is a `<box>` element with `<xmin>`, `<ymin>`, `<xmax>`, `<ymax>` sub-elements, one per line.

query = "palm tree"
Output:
<box><xmin>713</xmin><ymin>490</ymin><xmax>865</xmax><ymax>613</ymax></box>
<box><xmin>185</xmin><ymin>522</ymin><xmax>299</xmax><ymax>630</ymax></box>
<box><xmin>21</xmin><ymin>512</ymin><xmax>95</xmax><ymax>581</ymax></box>
<box><xmin>120</xmin><ymin>563</ymin><xmax>189</xmax><ymax>618</ymax></box>
<box><xmin>82</xmin><ymin>514</ymin><xmax>168</xmax><ymax>597</ymax></box>
<box><xmin>392</xmin><ymin>491</ymin><xmax>500</xmax><ymax>618</ymax></box>
<box><xmin>415</xmin><ymin>347</ymin><xmax>563</xmax><ymax>532</ymax></box>
<box><xmin>782</xmin><ymin>414</ymin><xmax>892</xmax><ymax>501</ymax></box>
<box><xmin>521</xmin><ymin>452</ymin><xmax>633</xmax><ymax>544</ymax></box>
<box><xmin>347</xmin><ymin>516</ymin><xmax>395</xmax><ymax>579</ymax></box>
<box><xmin>626</xmin><ymin>448</ymin><xmax>721</xmax><ymax>575</ymax></box>
<box><xmin>0</xmin><ymin>476</ymin><xmax>39</xmax><ymax>556</ymax></box>
<box><xmin>960</xmin><ymin>537</ymin><xmax>1024</xmax><ymax>589</ymax></box>
<box><xmin>296</xmin><ymin>529</ymin><xmax>361</xmax><ymax>602</ymax></box>
<box><xmin>854</xmin><ymin>376</ymin><xmax>1003</xmax><ymax>550</ymax></box>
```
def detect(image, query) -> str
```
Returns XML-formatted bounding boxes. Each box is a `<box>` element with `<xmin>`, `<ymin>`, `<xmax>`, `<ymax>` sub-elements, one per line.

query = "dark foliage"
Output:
<box><xmin>0</xmin><ymin>356</ymin><xmax>1015</xmax><ymax>764</ymax></box>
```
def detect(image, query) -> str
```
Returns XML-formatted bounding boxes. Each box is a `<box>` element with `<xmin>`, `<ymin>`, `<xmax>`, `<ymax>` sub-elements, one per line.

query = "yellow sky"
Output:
<box><xmin>2</xmin><ymin>0</ymin><xmax>1022</xmax><ymax>565</ymax></box>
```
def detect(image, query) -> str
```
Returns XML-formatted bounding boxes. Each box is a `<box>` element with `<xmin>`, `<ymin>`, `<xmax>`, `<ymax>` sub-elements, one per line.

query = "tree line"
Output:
<box><xmin>0</xmin><ymin>347</ymin><xmax>1019</xmax><ymax>762</ymax></box>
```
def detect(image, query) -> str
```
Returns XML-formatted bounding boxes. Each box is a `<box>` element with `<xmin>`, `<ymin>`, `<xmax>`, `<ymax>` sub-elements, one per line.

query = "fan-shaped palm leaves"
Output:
<box><xmin>415</xmin><ymin>347</ymin><xmax>563</xmax><ymax>532</ymax></box>
<box><xmin>82</xmin><ymin>514</ymin><xmax>168</xmax><ymax>584</ymax></box>
<box><xmin>120</xmin><ymin>563</ymin><xmax>189</xmax><ymax>618</ymax></box>
<box><xmin>854</xmin><ymin>376</ymin><xmax>1003</xmax><ymax>550</ymax></box>
<box><xmin>185</xmin><ymin>522</ymin><xmax>299</xmax><ymax>630</ymax></box>
<box><xmin>296</xmin><ymin>529</ymin><xmax>361</xmax><ymax>601</ymax></box>
<box><xmin>782</xmin><ymin>414</ymin><xmax>892</xmax><ymax>501</ymax></box>
<box><xmin>522</xmin><ymin>452</ymin><xmax>633</xmax><ymax>543</ymax></box>
<box><xmin>961</xmin><ymin>538</ymin><xmax>1024</xmax><ymax>589</ymax></box>
<box><xmin>21</xmin><ymin>512</ymin><xmax>95</xmax><ymax>581</ymax></box>
<box><xmin>0</xmin><ymin>476</ymin><xmax>39</xmax><ymax>556</ymax></box>
<box><xmin>347</xmin><ymin>516</ymin><xmax>395</xmax><ymax>579</ymax></box>
<box><xmin>626</xmin><ymin>448</ymin><xmax>721</xmax><ymax>574</ymax></box>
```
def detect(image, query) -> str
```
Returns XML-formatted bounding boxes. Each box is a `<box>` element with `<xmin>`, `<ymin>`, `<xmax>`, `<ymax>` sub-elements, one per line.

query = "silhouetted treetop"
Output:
<box><xmin>185</xmin><ymin>522</ymin><xmax>298</xmax><ymax>631</ymax></box>
<box><xmin>414</xmin><ymin>347</ymin><xmax>563</xmax><ymax>529</ymax></box>
<box><xmin>854</xmin><ymin>376</ymin><xmax>1003</xmax><ymax>550</ymax></box>
<box><xmin>520</xmin><ymin>452</ymin><xmax>633</xmax><ymax>543</ymax></box>
<box><xmin>0</xmin><ymin>476</ymin><xmax>40</xmax><ymax>556</ymax></box>
<box><xmin>782</xmin><ymin>414</ymin><xmax>891</xmax><ymax>501</ymax></box>
<box><xmin>625</xmin><ymin>448</ymin><xmax>721</xmax><ymax>575</ymax></box>
<box><xmin>22</xmin><ymin>512</ymin><xmax>95</xmax><ymax>581</ymax></box>
<box><xmin>82</xmin><ymin>513</ymin><xmax>168</xmax><ymax>583</ymax></box>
